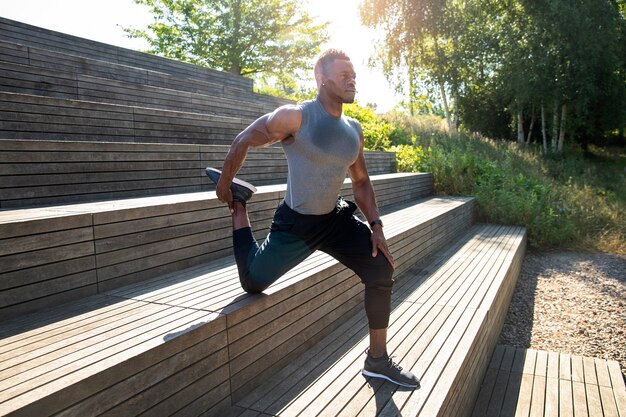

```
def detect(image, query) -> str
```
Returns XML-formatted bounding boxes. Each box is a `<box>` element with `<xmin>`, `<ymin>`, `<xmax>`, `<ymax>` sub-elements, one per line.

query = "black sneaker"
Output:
<box><xmin>362</xmin><ymin>349</ymin><xmax>420</xmax><ymax>389</ymax></box>
<box><xmin>205</xmin><ymin>167</ymin><xmax>257</xmax><ymax>205</ymax></box>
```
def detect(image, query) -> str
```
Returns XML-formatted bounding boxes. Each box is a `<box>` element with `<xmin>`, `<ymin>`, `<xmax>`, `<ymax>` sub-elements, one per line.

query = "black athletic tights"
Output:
<box><xmin>232</xmin><ymin>198</ymin><xmax>394</xmax><ymax>329</ymax></box>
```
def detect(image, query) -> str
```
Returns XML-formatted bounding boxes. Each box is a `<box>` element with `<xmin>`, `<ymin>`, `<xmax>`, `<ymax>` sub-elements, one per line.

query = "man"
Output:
<box><xmin>206</xmin><ymin>49</ymin><xmax>419</xmax><ymax>388</ymax></box>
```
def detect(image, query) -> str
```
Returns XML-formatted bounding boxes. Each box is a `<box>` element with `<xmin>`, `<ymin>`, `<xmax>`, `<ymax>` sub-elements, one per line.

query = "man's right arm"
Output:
<box><xmin>216</xmin><ymin>105</ymin><xmax>301</xmax><ymax>207</ymax></box>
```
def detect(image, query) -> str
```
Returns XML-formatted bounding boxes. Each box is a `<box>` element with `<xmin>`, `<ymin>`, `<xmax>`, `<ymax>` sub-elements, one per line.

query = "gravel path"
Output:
<box><xmin>498</xmin><ymin>250</ymin><xmax>626</xmax><ymax>383</ymax></box>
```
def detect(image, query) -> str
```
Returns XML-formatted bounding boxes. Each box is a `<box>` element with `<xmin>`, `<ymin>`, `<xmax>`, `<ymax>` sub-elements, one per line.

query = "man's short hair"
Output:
<box><xmin>314</xmin><ymin>49</ymin><xmax>351</xmax><ymax>86</ymax></box>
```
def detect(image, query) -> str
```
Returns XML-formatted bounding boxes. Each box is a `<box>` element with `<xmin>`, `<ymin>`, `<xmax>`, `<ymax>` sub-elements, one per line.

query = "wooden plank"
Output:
<box><xmin>235</xmin><ymin>301</ymin><xmax>373</xmax><ymax>412</ymax></box>
<box><xmin>514</xmin><ymin>373</ymin><xmax>534</xmax><ymax>417</ymax></box>
<box><xmin>0</xmin><ymin>241</ymin><xmax>94</xmax><ymax>274</ymax></box>
<box><xmin>534</xmin><ymin>350</ymin><xmax>548</xmax><ymax>378</ymax></box>
<box><xmin>572</xmin><ymin>381</ymin><xmax>589</xmax><ymax>417</ymax></box>
<box><xmin>0</xmin><ymin>305</ymin><xmax>223</xmax><ymax>415</ymax></box>
<box><xmin>485</xmin><ymin>370</ymin><xmax>512</xmax><ymax>417</ymax></box>
<box><xmin>529</xmin><ymin>374</ymin><xmax>546</xmax><ymax>417</ymax></box>
<box><xmin>0</xmin><ymin>255</ymin><xmax>96</xmax><ymax>294</ymax></box>
<box><xmin>544</xmin><ymin>376</ymin><xmax>560</xmax><ymax>417</ymax></box>
<box><xmin>500</xmin><ymin>345</ymin><xmax>516</xmax><ymax>371</ymax></box>
<box><xmin>599</xmin><ymin>385</ymin><xmax>621</xmax><ymax>417</ymax></box>
<box><xmin>86</xmin><ymin>348</ymin><xmax>230</xmax><ymax>417</ymax></box>
<box><xmin>0</xmin><ymin>39</ymin><xmax>29</xmax><ymax>64</ymax></box>
<box><xmin>583</xmin><ymin>356</ymin><xmax>599</xmax><ymax>386</ymax></box>
<box><xmin>572</xmin><ymin>355</ymin><xmax>585</xmax><ymax>383</ymax></box>
<box><xmin>596</xmin><ymin>357</ymin><xmax>613</xmax><ymax>388</ymax></box>
<box><xmin>586</xmin><ymin>382</ymin><xmax>604</xmax><ymax>417</ymax></box>
<box><xmin>606</xmin><ymin>361</ymin><xmax>626</xmax><ymax>417</ymax></box>
<box><xmin>560</xmin><ymin>378</ymin><xmax>575</xmax><ymax>417</ymax></box>
<box><xmin>560</xmin><ymin>353</ymin><xmax>573</xmax><ymax>381</ymax></box>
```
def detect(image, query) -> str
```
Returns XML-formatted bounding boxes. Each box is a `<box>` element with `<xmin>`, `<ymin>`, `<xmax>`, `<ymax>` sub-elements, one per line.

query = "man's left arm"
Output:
<box><xmin>348</xmin><ymin>133</ymin><xmax>396</xmax><ymax>269</ymax></box>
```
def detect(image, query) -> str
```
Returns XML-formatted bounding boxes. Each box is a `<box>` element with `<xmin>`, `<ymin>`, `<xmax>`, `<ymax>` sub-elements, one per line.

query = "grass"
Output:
<box><xmin>376</xmin><ymin>114</ymin><xmax>626</xmax><ymax>254</ymax></box>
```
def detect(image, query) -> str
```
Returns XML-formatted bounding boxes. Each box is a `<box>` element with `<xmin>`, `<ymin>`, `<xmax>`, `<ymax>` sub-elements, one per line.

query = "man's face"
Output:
<box><xmin>323</xmin><ymin>59</ymin><xmax>357</xmax><ymax>103</ymax></box>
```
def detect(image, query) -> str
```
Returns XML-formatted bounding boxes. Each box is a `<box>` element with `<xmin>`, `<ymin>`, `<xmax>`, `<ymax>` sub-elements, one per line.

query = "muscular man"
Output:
<box><xmin>206</xmin><ymin>49</ymin><xmax>419</xmax><ymax>388</ymax></box>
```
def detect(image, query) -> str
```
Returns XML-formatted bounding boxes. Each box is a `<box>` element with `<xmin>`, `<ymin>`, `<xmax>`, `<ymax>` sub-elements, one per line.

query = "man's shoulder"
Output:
<box><xmin>266</xmin><ymin>104</ymin><xmax>303</xmax><ymax>135</ymax></box>
<box><xmin>344</xmin><ymin>115</ymin><xmax>363</xmax><ymax>135</ymax></box>
<box><xmin>273</xmin><ymin>103</ymin><xmax>303</xmax><ymax>117</ymax></box>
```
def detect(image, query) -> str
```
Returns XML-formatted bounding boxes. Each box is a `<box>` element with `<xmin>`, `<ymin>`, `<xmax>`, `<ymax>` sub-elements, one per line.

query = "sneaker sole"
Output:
<box><xmin>205</xmin><ymin>167</ymin><xmax>257</xmax><ymax>193</ymax></box>
<box><xmin>361</xmin><ymin>370</ymin><xmax>420</xmax><ymax>389</ymax></box>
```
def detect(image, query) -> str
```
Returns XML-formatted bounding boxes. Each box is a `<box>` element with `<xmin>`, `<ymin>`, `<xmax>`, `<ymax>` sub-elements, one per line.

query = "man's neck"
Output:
<box><xmin>317</xmin><ymin>93</ymin><xmax>343</xmax><ymax>118</ymax></box>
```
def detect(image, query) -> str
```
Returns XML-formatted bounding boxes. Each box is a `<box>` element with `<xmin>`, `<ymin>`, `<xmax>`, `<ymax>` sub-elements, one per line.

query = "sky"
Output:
<box><xmin>0</xmin><ymin>0</ymin><xmax>402</xmax><ymax>112</ymax></box>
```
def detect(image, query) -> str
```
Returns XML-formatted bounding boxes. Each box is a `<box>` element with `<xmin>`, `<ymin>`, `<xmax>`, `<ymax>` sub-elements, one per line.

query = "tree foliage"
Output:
<box><xmin>125</xmin><ymin>0</ymin><xmax>328</xmax><ymax>81</ymax></box>
<box><xmin>360</xmin><ymin>0</ymin><xmax>626</xmax><ymax>151</ymax></box>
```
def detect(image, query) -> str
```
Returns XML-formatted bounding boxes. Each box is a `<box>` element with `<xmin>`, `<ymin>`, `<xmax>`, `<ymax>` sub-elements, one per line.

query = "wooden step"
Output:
<box><xmin>0</xmin><ymin>91</ymin><xmax>247</xmax><ymax>144</ymax></box>
<box><xmin>0</xmin><ymin>173</ymin><xmax>435</xmax><ymax>319</ymax></box>
<box><xmin>472</xmin><ymin>345</ymin><xmax>626</xmax><ymax>417</ymax></box>
<box><xmin>0</xmin><ymin>17</ymin><xmax>252</xmax><ymax>90</ymax></box>
<box><xmin>0</xmin><ymin>58</ymin><xmax>289</xmax><ymax>119</ymax></box>
<box><xmin>226</xmin><ymin>224</ymin><xmax>527</xmax><ymax>417</ymax></box>
<box><xmin>0</xmin><ymin>40</ymin><xmax>272</xmax><ymax>106</ymax></box>
<box><xmin>0</xmin><ymin>139</ymin><xmax>395</xmax><ymax>208</ymax></box>
<box><xmin>0</xmin><ymin>196</ymin><xmax>474</xmax><ymax>416</ymax></box>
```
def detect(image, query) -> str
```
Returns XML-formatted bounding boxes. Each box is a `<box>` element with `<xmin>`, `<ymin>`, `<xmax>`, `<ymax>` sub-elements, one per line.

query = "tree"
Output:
<box><xmin>125</xmin><ymin>0</ymin><xmax>328</xmax><ymax>81</ymax></box>
<box><xmin>360</xmin><ymin>0</ymin><xmax>496</xmax><ymax>133</ymax></box>
<box><xmin>360</xmin><ymin>0</ymin><xmax>457</xmax><ymax>131</ymax></box>
<box><xmin>361</xmin><ymin>0</ymin><xmax>626</xmax><ymax>150</ymax></box>
<box><xmin>511</xmin><ymin>0</ymin><xmax>626</xmax><ymax>152</ymax></box>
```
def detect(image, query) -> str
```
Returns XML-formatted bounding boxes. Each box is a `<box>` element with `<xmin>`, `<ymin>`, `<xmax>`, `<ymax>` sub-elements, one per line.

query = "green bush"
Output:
<box><xmin>344</xmin><ymin>103</ymin><xmax>392</xmax><ymax>151</ymax></box>
<box><xmin>418</xmin><ymin>134</ymin><xmax>624</xmax><ymax>253</ymax></box>
<box><xmin>338</xmin><ymin>104</ymin><xmax>624</xmax><ymax>253</ymax></box>
<box><xmin>391</xmin><ymin>143</ymin><xmax>429</xmax><ymax>172</ymax></box>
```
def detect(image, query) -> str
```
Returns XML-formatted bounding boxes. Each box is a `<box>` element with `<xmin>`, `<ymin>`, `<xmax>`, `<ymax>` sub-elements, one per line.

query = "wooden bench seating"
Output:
<box><xmin>0</xmin><ymin>139</ymin><xmax>395</xmax><ymax>208</ymax></box>
<box><xmin>0</xmin><ymin>39</ymin><xmax>267</xmax><ymax>104</ymax></box>
<box><xmin>225</xmin><ymin>223</ymin><xmax>527</xmax><ymax>417</ymax></box>
<box><xmin>0</xmin><ymin>172</ymin><xmax>434</xmax><ymax>320</ymax></box>
<box><xmin>0</xmin><ymin>91</ymin><xmax>248</xmax><ymax>144</ymax></box>
<box><xmin>0</xmin><ymin>58</ymin><xmax>288</xmax><ymax>120</ymax></box>
<box><xmin>0</xmin><ymin>17</ymin><xmax>252</xmax><ymax>91</ymax></box>
<box><xmin>472</xmin><ymin>345</ymin><xmax>626</xmax><ymax>416</ymax></box>
<box><xmin>0</xmin><ymin>194</ymin><xmax>478</xmax><ymax>416</ymax></box>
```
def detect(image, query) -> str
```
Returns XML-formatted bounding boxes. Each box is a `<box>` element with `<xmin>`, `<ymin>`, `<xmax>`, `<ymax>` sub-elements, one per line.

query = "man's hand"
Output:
<box><xmin>216</xmin><ymin>179</ymin><xmax>234</xmax><ymax>213</ymax></box>
<box><xmin>371</xmin><ymin>226</ymin><xmax>396</xmax><ymax>269</ymax></box>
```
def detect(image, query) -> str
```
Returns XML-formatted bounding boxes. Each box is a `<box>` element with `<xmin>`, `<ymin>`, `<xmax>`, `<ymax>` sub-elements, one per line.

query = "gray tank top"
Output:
<box><xmin>282</xmin><ymin>98</ymin><xmax>361</xmax><ymax>215</ymax></box>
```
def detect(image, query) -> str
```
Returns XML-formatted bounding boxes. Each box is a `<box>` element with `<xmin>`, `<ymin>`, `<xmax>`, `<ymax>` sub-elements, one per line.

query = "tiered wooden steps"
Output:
<box><xmin>225</xmin><ymin>224</ymin><xmax>527</xmax><ymax>417</ymax></box>
<box><xmin>0</xmin><ymin>16</ymin><xmax>292</xmax><ymax>144</ymax></box>
<box><xmin>0</xmin><ymin>139</ymin><xmax>395</xmax><ymax>208</ymax></box>
<box><xmin>472</xmin><ymin>345</ymin><xmax>626</xmax><ymax>417</ymax></box>
<box><xmin>0</xmin><ymin>194</ymin><xmax>478</xmax><ymax>416</ymax></box>
<box><xmin>0</xmin><ymin>16</ymin><xmax>252</xmax><ymax>91</ymax></box>
<box><xmin>0</xmin><ymin>56</ymin><xmax>285</xmax><ymax>119</ymax></box>
<box><xmin>0</xmin><ymin>91</ymin><xmax>248</xmax><ymax>144</ymax></box>
<box><xmin>0</xmin><ymin>172</ymin><xmax>433</xmax><ymax>320</ymax></box>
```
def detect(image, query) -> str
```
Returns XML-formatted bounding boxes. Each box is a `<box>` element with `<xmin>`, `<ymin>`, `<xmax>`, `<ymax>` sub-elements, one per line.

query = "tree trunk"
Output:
<box><xmin>552</xmin><ymin>100</ymin><xmax>559</xmax><ymax>152</ymax></box>
<box><xmin>228</xmin><ymin>0</ymin><xmax>242</xmax><ymax>75</ymax></box>
<box><xmin>558</xmin><ymin>103</ymin><xmax>567</xmax><ymax>153</ymax></box>
<box><xmin>527</xmin><ymin>107</ymin><xmax>535</xmax><ymax>143</ymax></box>
<box><xmin>439</xmin><ymin>80</ymin><xmax>453</xmax><ymax>132</ymax></box>
<box><xmin>408</xmin><ymin>69</ymin><xmax>416</xmax><ymax>117</ymax></box>
<box><xmin>517</xmin><ymin>110</ymin><xmax>525</xmax><ymax>143</ymax></box>
<box><xmin>541</xmin><ymin>103</ymin><xmax>548</xmax><ymax>154</ymax></box>
<box><xmin>452</xmin><ymin>91</ymin><xmax>459</xmax><ymax>133</ymax></box>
